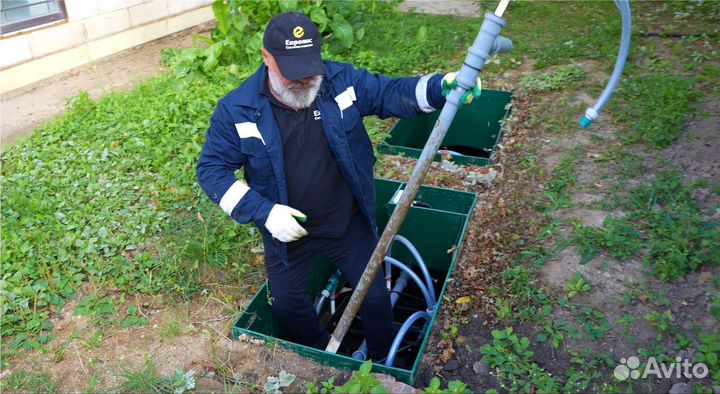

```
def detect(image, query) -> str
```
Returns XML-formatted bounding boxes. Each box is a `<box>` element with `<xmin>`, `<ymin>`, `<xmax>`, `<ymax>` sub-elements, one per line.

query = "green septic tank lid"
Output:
<box><xmin>380</xmin><ymin>89</ymin><xmax>513</xmax><ymax>167</ymax></box>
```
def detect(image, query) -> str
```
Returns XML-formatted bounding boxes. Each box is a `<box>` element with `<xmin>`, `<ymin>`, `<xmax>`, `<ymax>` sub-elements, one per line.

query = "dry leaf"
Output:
<box><xmin>698</xmin><ymin>271</ymin><xmax>713</xmax><ymax>284</ymax></box>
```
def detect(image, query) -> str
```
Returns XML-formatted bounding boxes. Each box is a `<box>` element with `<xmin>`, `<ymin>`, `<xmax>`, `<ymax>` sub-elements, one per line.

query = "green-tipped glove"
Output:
<box><xmin>441</xmin><ymin>72</ymin><xmax>482</xmax><ymax>105</ymax></box>
<box><xmin>265</xmin><ymin>204</ymin><xmax>308</xmax><ymax>242</ymax></box>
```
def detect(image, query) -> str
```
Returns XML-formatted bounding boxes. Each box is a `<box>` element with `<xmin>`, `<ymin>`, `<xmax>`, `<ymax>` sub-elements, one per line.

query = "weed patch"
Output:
<box><xmin>570</xmin><ymin>216</ymin><xmax>642</xmax><ymax>265</ymax></box>
<box><xmin>519</xmin><ymin>65</ymin><xmax>586</xmax><ymax>92</ymax></box>
<box><xmin>610</xmin><ymin>74</ymin><xmax>701</xmax><ymax>148</ymax></box>
<box><xmin>490</xmin><ymin>267</ymin><xmax>575</xmax><ymax>349</ymax></box>
<box><xmin>480</xmin><ymin>327</ymin><xmax>561</xmax><ymax>393</ymax></box>
<box><xmin>113</xmin><ymin>358</ymin><xmax>195</xmax><ymax>394</ymax></box>
<box><xmin>0</xmin><ymin>370</ymin><xmax>59</xmax><ymax>393</ymax></box>
<box><xmin>625</xmin><ymin>170</ymin><xmax>719</xmax><ymax>280</ymax></box>
<box><xmin>537</xmin><ymin>149</ymin><xmax>581</xmax><ymax>212</ymax></box>
<box><xmin>569</xmin><ymin>169</ymin><xmax>719</xmax><ymax>280</ymax></box>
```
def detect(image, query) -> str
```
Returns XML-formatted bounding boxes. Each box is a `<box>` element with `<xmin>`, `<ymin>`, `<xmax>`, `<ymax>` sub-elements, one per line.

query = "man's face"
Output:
<box><xmin>262</xmin><ymin>48</ymin><xmax>322</xmax><ymax>109</ymax></box>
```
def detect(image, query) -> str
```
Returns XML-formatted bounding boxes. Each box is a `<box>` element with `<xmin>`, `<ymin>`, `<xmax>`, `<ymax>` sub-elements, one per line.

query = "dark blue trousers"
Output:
<box><xmin>263</xmin><ymin>213</ymin><xmax>393</xmax><ymax>360</ymax></box>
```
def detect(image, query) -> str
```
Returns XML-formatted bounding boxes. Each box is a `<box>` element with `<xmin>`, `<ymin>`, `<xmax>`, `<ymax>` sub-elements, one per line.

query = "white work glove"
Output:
<box><xmin>441</xmin><ymin>72</ymin><xmax>482</xmax><ymax>105</ymax></box>
<box><xmin>264</xmin><ymin>204</ymin><xmax>308</xmax><ymax>242</ymax></box>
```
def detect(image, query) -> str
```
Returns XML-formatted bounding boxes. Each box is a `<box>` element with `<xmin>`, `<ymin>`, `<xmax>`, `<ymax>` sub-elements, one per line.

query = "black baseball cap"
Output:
<box><xmin>263</xmin><ymin>12</ymin><xmax>324</xmax><ymax>80</ymax></box>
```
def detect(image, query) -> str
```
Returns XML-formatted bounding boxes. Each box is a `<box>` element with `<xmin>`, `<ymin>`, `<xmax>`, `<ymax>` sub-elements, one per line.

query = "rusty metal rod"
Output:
<box><xmin>325</xmin><ymin>10</ymin><xmax>509</xmax><ymax>355</ymax></box>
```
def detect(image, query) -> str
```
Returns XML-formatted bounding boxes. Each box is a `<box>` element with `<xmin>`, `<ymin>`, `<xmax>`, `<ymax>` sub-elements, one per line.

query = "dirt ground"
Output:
<box><xmin>3</xmin><ymin>1</ymin><xmax>719</xmax><ymax>393</ymax></box>
<box><xmin>415</xmin><ymin>56</ymin><xmax>720</xmax><ymax>394</ymax></box>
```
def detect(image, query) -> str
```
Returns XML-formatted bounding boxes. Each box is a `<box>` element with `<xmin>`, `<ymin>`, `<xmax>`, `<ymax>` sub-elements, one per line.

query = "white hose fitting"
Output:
<box><xmin>584</xmin><ymin>107</ymin><xmax>599</xmax><ymax>122</ymax></box>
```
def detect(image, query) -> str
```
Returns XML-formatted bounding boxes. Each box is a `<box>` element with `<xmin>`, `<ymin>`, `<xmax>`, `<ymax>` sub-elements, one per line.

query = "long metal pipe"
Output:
<box><xmin>325</xmin><ymin>6</ymin><xmax>510</xmax><ymax>354</ymax></box>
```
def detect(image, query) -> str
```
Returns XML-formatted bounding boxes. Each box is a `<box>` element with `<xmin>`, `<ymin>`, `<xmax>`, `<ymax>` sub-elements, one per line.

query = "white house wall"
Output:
<box><xmin>0</xmin><ymin>0</ymin><xmax>214</xmax><ymax>93</ymax></box>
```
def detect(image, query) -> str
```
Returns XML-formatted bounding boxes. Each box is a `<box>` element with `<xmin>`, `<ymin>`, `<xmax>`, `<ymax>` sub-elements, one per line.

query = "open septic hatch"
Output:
<box><xmin>379</xmin><ymin>89</ymin><xmax>513</xmax><ymax>167</ymax></box>
<box><xmin>232</xmin><ymin>179</ymin><xmax>476</xmax><ymax>383</ymax></box>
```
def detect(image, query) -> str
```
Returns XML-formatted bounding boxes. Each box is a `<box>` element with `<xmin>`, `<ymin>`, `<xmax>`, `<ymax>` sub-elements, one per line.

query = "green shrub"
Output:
<box><xmin>163</xmin><ymin>0</ymin><xmax>398</xmax><ymax>79</ymax></box>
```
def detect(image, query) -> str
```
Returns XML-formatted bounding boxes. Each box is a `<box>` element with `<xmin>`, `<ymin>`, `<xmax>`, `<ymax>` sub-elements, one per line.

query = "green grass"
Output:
<box><xmin>113</xmin><ymin>358</ymin><xmax>195</xmax><ymax>394</ymax></box>
<box><xmin>501</xmin><ymin>1</ymin><xmax>622</xmax><ymax>70</ymax></box>
<box><xmin>711</xmin><ymin>182</ymin><xmax>720</xmax><ymax>197</ymax></box>
<box><xmin>3</xmin><ymin>1</ymin><xmax>719</xmax><ymax>391</ymax></box>
<box><xmin>569</xmin><ymin>168</ymin><xmax>720</xmax><ymax>280</ymax></box>
<box><xmin>609</xmin><ymin>74</ymin><xmax>701</xmax><ymax>148</ymax></box>
<box><xmin>519</xmin><ymin>65</ymin><xmax>586</xmax><ymax>93</ymax></box>
<box><xmin>335</xmin><ymin>12</ymin><xmax>483</xmax><ymax>76</ymax></box>
<box><xmin>158</xmin><ymin>313</ymin><xmax>183</xmax><ymax>341</ymax></box>
<box><xmin>571</xmin><ymin>216</ymin><xmax>642</xmax><ymax>265</ymax></box>
<box><xmin>0</xmin><ymin>370</ymin><xmax>59</xmax><ymax>393</ymax></box>
<box><xmin>537</xmin><ymin>148</ymin><xmax>582</xmax><ymax>212</ymax></box>
<box><xmin>626</xmin><ymin>170</ymin><xmax>720</xmax><ymax>280</ymax></box>
<box><xmin>0</xmin><ymin>72</ymin><xmax>261</xmax><ymax>353</ymax></box>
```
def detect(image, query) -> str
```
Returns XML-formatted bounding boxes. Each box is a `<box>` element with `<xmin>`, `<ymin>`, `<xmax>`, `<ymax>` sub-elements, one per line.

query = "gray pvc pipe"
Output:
<box><xmin>580</xmin><ymin>0</ymin><xmax>631</xmax><ymax>127</ymax></box>
<box><xmin>379</xmin><ymin>18</ymin><xmax>511</xmax><ymax>367</ymax></box>
<box><xmin>388</xmin><ymin>235</ymin><xmax>436</xmax><ymax>306</ymax></box>
<box><xmin>384</xmin><ymin>256</ymin><xmax>435</xmax><ymax>312</ymax></box>
<box><xmin>493</xmin><ymin>36</ymin><xmax>513</xmax><ymax>54</ymax></box>
<box><xmin>352</xmin><ymin>271</ymin><xmax>410</xmax><ymax>361</ymax></box>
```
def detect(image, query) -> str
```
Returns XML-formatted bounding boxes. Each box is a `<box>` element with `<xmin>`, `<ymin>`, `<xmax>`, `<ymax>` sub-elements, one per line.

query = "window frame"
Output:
<box><xmin>1</xmin><ymin>0</ymin><xmax>68</xmax><ymax>35</ymax></box>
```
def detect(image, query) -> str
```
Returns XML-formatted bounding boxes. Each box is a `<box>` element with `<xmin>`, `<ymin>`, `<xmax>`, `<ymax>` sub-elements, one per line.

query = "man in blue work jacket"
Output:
<box><xmin>198</xmin><ymin>12</ymin><xmax>467</xmax><ymax>360</ymax></box>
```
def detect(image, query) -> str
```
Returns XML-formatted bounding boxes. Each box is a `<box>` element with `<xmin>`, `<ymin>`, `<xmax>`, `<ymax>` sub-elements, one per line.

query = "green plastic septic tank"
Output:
<box><xmin>379</xmin><ymin>89</ymin><xmax>513</xmax><ymax>166</ymax></box>
<box><xmin>232</xmin><ymin>179</ymin><xmax>477</xmax><ymax>384</ymax></box>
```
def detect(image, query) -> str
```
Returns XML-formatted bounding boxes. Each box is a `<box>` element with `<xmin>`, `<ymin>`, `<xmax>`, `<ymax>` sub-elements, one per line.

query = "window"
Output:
<box><xmin>1</xmin><ymin>0</ymin><xmax>67</xmax><ymax>35</ymax></box>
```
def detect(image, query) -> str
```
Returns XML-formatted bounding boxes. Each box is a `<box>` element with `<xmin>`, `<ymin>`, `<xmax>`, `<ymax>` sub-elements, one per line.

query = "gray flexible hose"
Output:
<box><xmin>352</xmin><ymin>271</ymin><xmax>410</xmax><ymax>361</ymax></box>
<box><xmin>580</xmin><ymin>0</ymin><xmax>632</xmax><ymax>127</ymax></box>
<box><xmin>388</xmin><ymin>235</ymin><xmax>436</xmax><ymax>306</ymax></box>
<box><xmin>384</xmin><ymin>311</ymin><xmax>432</xmax><ymax>367</ymax></box>
<box><xmin>384</xmin><ymin>256</ymin><xmax>436</xmax><ymax>312</ymax></box>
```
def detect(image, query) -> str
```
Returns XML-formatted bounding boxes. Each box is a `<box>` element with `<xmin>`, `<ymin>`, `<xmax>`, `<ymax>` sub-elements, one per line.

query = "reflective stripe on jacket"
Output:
<box><xmin>197</xmin><ymin>61</ymin><xmax>445</xmax><ymax>264</ymax></box>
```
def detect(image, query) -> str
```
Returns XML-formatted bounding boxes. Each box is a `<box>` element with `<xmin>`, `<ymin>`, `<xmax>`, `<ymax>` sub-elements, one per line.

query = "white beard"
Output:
<box><xmin>268</xmin><ymin>69</ymin><xmax>322</xmax><ymax>109</ymax></box>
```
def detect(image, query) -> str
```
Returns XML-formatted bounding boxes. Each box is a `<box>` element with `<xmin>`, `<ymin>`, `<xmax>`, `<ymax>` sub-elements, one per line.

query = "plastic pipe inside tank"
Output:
<box><xmin>315</xmin><ymin>270</ymin><xmax>343</xmax><ymax>315</ymax></box>
<box><xmin>352</xmin><ymin>271</ymin><xmax>411</xmax><ymax>360</ymax></box>
<box><xmin>388</xmin><ymin>235</ymin><xmax>436</xmax><ymax>306</ymax></box>
<box><xmin>385</xmin><ymin>311</ymin><xmax>432</xmax><ymax>367</ymax></box>
<box><xmin>384</xmin><ymin>256</ymin><xmax>435</xmax><ymax>312</ymax></box>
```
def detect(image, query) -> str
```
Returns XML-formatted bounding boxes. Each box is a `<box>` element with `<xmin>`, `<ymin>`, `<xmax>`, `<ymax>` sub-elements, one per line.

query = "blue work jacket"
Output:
<box><xmin>197</xmin><ymin>61</ymin><xmax>445</xmax><ymax>264</ymax></box>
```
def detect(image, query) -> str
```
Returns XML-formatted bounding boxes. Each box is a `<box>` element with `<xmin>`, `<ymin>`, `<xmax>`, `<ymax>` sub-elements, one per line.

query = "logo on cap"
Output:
<box><xmin>292</xmin><ymin>26</ymin><xmax>304</xmax><ymax>38</ymax></box>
